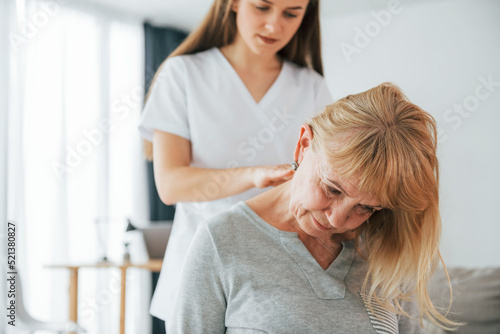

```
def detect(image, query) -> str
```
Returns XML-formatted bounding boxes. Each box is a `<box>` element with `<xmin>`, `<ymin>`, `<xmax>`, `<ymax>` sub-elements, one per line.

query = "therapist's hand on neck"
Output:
<box><xmin>252</xmin><ymin>164</ymin><xmax>295</xmax><ymax>188</ymax></box>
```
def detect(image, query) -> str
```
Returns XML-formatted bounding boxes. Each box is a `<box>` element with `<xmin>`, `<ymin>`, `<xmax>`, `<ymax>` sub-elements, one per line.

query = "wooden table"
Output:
<box><xmin>46</xmin><ymin>260</ymin><xmax>162</xmax><ymax>334</ymax></box>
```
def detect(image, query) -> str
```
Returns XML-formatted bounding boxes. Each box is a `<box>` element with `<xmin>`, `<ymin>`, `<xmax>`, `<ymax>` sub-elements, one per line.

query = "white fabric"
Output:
<box><xmin>139</xmin><ymin>47</ymin><xmax>332</xmax><ymax>321</ymax></box>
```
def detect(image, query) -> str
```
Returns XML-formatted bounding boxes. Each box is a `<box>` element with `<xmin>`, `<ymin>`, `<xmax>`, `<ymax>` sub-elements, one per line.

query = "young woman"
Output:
<box><xmin>138</xmin><ymin>0</ymin><xmax>331</xmax><ymax>324</ymax></box>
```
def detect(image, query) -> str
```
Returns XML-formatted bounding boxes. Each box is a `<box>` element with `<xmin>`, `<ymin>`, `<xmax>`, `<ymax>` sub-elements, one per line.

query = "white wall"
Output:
<box><xmin>321</xmin><ymin>0</ymin><xmax>500</xmax><ymax>267</ymax></box>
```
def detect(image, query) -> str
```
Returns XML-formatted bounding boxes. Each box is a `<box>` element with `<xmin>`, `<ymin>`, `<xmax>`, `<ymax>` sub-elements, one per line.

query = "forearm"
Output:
<box><xmin>156</xmin><ymin>165</ymin><xmax>257</xmax><ymax>205</ymax></box>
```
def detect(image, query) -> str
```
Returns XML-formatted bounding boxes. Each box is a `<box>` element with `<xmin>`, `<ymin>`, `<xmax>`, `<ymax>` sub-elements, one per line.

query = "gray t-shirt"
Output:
<box><xmin>168</xmin><ymin>202</ymin><xmax>424</xmax><ymax>334</ymax></box>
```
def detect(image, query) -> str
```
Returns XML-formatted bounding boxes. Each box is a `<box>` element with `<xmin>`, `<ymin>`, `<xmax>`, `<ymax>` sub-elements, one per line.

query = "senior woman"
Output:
<box><xmin>168</xmin><ymin>83</ymin><xmax>457</xmax><ymax>333</ymax></box>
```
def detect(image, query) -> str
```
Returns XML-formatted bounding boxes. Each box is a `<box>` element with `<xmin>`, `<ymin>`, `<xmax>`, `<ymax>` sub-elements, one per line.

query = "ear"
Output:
<box><xmin>231</xmin><ymin>0</ymin><xmax>240</xmax><ymax>12</ymax></box>
<box><xmin>293</xmin><ymin>124</ymin><xmax>313</xmax><ymax>164</ymax></box>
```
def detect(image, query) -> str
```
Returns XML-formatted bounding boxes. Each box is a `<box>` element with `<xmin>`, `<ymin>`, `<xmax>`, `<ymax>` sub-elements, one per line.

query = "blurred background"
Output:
<box><xmin>1</xmin><ymin>0</ymin><xmax>499</xmax><ymax>333</ymax></box>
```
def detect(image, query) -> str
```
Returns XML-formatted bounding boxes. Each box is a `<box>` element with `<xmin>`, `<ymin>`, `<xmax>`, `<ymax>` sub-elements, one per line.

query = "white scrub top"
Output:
<box><xmin>138</xmin><ymin>47</ymin><xmax>332</xmax><ymax>322</ymax></box>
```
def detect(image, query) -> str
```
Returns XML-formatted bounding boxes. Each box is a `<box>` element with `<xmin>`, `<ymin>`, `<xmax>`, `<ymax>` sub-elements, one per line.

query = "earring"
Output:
<box><xmin>291</xmin><ymin>161</ymin><xmax>299</xmax><ymax>171</ymax></box>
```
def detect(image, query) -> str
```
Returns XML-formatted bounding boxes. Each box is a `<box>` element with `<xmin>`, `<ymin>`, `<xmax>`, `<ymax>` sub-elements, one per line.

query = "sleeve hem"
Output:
<box><xmin>138</xmin><ymin>123</ymin><xmax>190</xmax><ymax>142</ymax></box>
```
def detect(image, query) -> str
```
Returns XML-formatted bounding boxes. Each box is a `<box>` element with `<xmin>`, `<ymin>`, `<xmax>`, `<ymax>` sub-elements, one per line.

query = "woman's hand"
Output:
<box><xmin>252</xmin><ymin>164</ymin><xmax>295</xmax><ymax>188</ymax></box>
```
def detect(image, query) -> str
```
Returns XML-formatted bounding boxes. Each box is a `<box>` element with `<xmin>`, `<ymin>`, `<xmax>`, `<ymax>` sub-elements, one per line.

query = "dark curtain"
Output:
<box><xmin>143</xmin><ymin>22</ymin><xmax>188</xmax><ymax>334</ymax></box>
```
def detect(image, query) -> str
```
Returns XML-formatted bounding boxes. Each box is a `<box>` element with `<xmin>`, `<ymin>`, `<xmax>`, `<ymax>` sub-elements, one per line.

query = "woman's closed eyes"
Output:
<box><xmin>325</xmin><ymin>185</ymin><xmax>376</xmax><ymax>215</ymax></box>
<box><xmin>254</xmin><ymin>5</ymin><xmax>299</xmax><ymax>18</ymax></box>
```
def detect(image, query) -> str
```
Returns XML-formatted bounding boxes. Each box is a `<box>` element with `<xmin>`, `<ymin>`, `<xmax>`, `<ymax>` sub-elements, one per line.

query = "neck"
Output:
<box><xmin>246</xmin><ymin>181</ymin><xmax>349</xmax><ymax>268</ymax></box>
<box><xmin>246</xmin><ymin>181</ymin><xmax>295</xmax><ymax>228</ymax></box>
<box><xmin>220</xmin><ymin>33</ymin><xmax>282</xmax><ymax>71</ymax></box>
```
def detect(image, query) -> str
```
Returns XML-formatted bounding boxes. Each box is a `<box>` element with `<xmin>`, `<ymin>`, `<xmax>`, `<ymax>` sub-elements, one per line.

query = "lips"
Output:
<box><xmin>311</xmin><ymin>215</ymin><xmax>330</xmax><ymax>231</ymax></box>
<box><xmin>258</xmin><ymin>35</ymin><xmax>278</xmax><ymax>44</ymax></box>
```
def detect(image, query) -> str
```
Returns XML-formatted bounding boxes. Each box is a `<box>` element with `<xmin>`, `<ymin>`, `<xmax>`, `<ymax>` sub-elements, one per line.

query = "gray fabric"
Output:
<box><xmin>427</xmin><ymin>267</ymin><xmax>500</xmax><ymax>334</ymax></box>
<box><xmin>168</xmin><ymin>202</ymin><xmax>425</xmax><ymax>334</ymax></box>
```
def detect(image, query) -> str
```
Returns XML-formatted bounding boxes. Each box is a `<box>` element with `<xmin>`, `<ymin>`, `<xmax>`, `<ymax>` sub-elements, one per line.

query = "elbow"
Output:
<box><xmin>157</xmin><ymin>185</ymin><xmax>177</xmax><ymax>206</ymax></box>
<box><xmin>159</xmin><ymin>194</ymin><xmax>176</xmax><ymax>206</ymax></box>
<box><xmin>156</xmin><ymin>173</ymin><xmax>179</xmax><ymax>206</ymax></box>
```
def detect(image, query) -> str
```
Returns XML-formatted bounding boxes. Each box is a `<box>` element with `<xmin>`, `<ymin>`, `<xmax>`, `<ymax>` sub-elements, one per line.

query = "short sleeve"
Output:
<box><xmin>138</xmin><ymin>57</ymin><xmax>190</xmax><ymax>142</ymax></box>
<box><xmin>167</xmin><ymin>224</ymin><xmax>227</xmax><ymax>334</ymax></box>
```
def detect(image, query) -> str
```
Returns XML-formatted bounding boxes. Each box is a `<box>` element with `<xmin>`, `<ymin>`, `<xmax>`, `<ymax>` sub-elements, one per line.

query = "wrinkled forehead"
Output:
<box><xmin>316</xmin><ymin>155</ymin><xmax>355</xmax><ymax>186</ymax></box>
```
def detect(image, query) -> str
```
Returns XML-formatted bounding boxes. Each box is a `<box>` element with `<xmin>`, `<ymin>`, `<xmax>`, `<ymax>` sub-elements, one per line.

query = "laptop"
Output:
<box><xmin>139</xmin><ymin>221</ymin><xmax>173</xmax><ymax>259</ymax></box>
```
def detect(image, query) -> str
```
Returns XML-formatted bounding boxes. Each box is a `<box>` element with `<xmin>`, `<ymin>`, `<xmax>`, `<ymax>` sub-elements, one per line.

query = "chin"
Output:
<box><xmin>298</xmin><ymin>219</ymin><xmax>326</xmax><ymax>238</ymax></box>
<box><xmin>249</xmin><ymin>40</ymin><xmax>281</xmax><ymax>55</ymax></box>
<box><xmin>304</xmin><ymin>229</ymin><xmax>325</xmax><ymax>238</ymax></box>
<box><xmin>251</xmin><ymin>46</ymin><xmax>278</xmax><ymax>57</ymax></box>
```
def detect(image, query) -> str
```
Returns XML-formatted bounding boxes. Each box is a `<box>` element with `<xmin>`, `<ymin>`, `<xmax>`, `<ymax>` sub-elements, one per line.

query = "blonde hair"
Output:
<box><xmin>144</xmin><ymin>0</ymin><xmax>323</xmax><ymax>160</ymax></box>
<box><xmin>307</xmin><ymin>82</ymin><xmax>459</xmax><ymax>329</ymax></box>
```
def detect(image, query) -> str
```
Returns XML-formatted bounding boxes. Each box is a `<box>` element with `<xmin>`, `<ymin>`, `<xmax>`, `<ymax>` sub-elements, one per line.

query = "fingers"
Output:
<box><xmin>253</xmin><ymin>164</ymin><xmax>296</xmax><ymax>188</ymax></box>
<box><xmin>263</xmin><ymin>165</ymin><xmax>295</xmax><ymax>187</ymax></box>
<box><xmin>274</xmin><ymin>164</ymin><xmax>296</xmax><ymax>175</ymax></box>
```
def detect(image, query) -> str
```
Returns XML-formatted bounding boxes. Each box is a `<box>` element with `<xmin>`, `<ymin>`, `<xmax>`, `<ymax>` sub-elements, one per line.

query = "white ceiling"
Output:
<box><xmin>81</xmin><ymin>0</ymin><xmax>418</xmax><ymax>31</ymax></box>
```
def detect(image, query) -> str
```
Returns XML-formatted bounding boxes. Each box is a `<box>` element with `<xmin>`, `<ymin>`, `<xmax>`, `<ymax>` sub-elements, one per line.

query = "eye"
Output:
<box><xmin>358</xmin><ymin>205</ymin><xmax>375</xmax><ymax>215</ymax></box>
<box><xmin>284</xmin><ymin>11</ymin><xmax>297</xmax><ymax>18</ymax></box>
<box><xmin>256</xmin><ymin>6</ymin><xmax>269</xmax><ymax>11</ymax></box>
<box><xmin>327</xmin><ymin>186</ymin><xmax>342</xmax><ymax>196</ymax></box>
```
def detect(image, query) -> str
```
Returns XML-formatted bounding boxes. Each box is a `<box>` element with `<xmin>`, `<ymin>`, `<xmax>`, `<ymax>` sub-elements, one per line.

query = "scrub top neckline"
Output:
<box><xmin>214</xmin><ymin>47</ymin><xmax>289</xmax><ymax>108</ymax></box>
<box><xmin>238</xmin><ymin>201</ymin><xmax>355</xmax><ymax>299</ymax></box>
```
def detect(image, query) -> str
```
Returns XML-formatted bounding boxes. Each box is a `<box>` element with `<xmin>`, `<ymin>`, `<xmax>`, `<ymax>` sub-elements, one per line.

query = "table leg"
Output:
<box><xmin>120</xmin><ymin>266</ymin><xmax>127</xmax><ymax>334</ymax></box>
<box><xmin>69</xmin><ymin>268</ymin><xmax>79</xmax><ymax>334</ymax></box>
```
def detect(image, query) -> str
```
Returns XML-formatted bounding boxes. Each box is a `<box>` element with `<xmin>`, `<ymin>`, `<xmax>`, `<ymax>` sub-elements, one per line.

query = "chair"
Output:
<box><xmin>3</xmin><ymin>263</ymin><xmax>86</xmax><ymax>333</ymax></box>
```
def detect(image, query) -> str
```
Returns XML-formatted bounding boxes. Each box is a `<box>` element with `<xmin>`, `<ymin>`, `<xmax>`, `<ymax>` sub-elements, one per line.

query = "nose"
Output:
<box><xmin>323</xmin><ymin>201</ymin><xmax>351</xmax><ymax>229</ymax></box>
<box><xmin>264</xmin><ymin>12</ymin><xmax>282</xmax><ymax>34</ymax></box>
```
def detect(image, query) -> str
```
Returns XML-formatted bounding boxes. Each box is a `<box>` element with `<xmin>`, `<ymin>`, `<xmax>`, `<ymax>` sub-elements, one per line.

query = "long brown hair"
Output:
<box><xmin>144</xmin><ymin>0</ymin><xmax>323</xmax><ymax>160</ymax></box>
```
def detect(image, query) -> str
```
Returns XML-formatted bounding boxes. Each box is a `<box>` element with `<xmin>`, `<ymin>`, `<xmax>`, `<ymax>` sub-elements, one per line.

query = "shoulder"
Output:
<box><xmin>195</xmin><ymin>202</ymin><xmax>272</xmax><ymax>255</ymax></box>
<box><xmin>285</xmin><ymin>61</ymin><xmax>325</xmax><ymax>85</ymax></box>
<box><xmin>200</xmin><ymin>202</ymin><xmax>256</xmax><ymax>240</ymax></box>
<box><xmin>157</xmin><ymin>48</ymin><xmax>219</xmax><ymax>77</ymax></box>
<box><xmin>153</xmin><ymin>56</ymin><xmax>186</xmax><ymax>85</ymax></box>
<box><xmin>166</xmin><ymin>48</ymin><xmax>218</xmax><ymax>70</ymax></box>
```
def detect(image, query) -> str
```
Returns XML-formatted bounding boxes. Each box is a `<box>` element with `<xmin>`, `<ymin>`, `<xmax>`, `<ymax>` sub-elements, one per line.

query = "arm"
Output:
<box><xmin>167</xmin><ymin>224</ymin><xmax>227</xmax><ymax>334</ymax></box>
<box><xmin>153</xmin><ymin>130</ymin><xmax>294</xmax><ymax>205</ymax></box>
